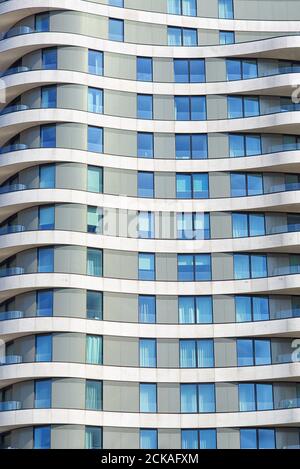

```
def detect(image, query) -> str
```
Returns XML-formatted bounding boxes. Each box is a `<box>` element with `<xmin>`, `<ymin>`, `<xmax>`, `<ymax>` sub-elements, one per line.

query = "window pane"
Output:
<box><xmin>34</xmin><ymin>426</ymin><xmax>51</xmax><ymax>449</ymax></box>
<box><xmin>140</xmin><ymin>430</ymin><xmax>157</xmax><ymax>449</ymax></box>
<box><xmin>35</xmin><ymin>379</ymin><xmax>51</xmax><ymax>408</ymax></box>
<box><xmin>239</xmin><ymin>383</ymin><xmax>256</xmax><ymax>411</ymax></box>
<box><xmin>40</xmin><ymin>124</ymin><xmax>56</xmax><ymax>148</ymax></box>
<box><xmin>88</xmin><ymin>50</ymin><xmax>103</xmax><ymax>76</ymax></box>
<box><xmin>183</xmin><ymin>28</ymin><xmax>197</xmax><ymax>46</ymax></box>
<box><xmin>190</xmin><ymin>59</ymin><xmax>205</xmax><ymax>83</ymax></box>
<box><xmin>237</xmin><ymin>339</ymin><xmax>254</xmax><ymax>366</ymax></box>
<box><xmin>87</xmin><ymin>248</ymin><xmax>102</xmax><ymax>276</ymax></box>
<box><xmin>138</xmin><ymin>132</ymin><xmax>154</xmax><ymax>158</ymax></box>
<box><xmin>168</xmin><ymin>0</ymin><xmax>181</xmax><ymax>14</ymax></box>
<box><xmin>230</xmin><ymin>134</ymin><xmax>245</xmax><ymax>157</ymax></box>
<box><xmin>38</xmin><ymin>247</ymin><xmax>54</xmax><ymax>273</ymax></box>
<box><xmin>175</xmin><ymin>97</ymin><xmax>190</xmax><ymax>120</ymax></box>
<box><xmin>176</xmin><ymin>134</ymin><xmax>191</xmax><ymax>159</ymax></box>
<box><xmin>40</xmin><ymin>164</ymin><xmax>55</xmax><ymax>189</ymax></box>
<box><xmin>234</xmin><ymin>254</ymin><xmax>250</xmax><ymax>279</ymax></box>
<box><xmin>137</xmin><ymin>95</ymin><xmax>153</xmax><ymax>119</ymax></box>
<box><xmin>85</xmin><ymin>427</ymin><xmax>102</xmax><ymax>449</ymax></box>
<box><xmin>36</xmin><ymin>335</ymin><xmax>52</xmax><ymax>362</ymax></box>
<box><xmin>37</xmin><ymin>290</ymin><xmax>53</xmax><ymax>317</ymax></box>
<box><xmin>86</xmin><ymin>335</ymin><xmax>102</xmax><ymax>364</ymax></box>
<box><xmin>193</xmin><ymin>174</ymin><xmax>208</xmax><ymax>198</ymax></box>
<box><xmin>228</xmin><ymin>96</ymin><xmax>243</xmax><ymax>119</ymax></box>
<box><xmin>196</xmin><ymin>296</ymin><xmax>213</xmax><ymax>324</ymax></box>
<box><xmin>174</xmin><ymin>59</ymin><xmax>189</xmax><ymax>83</ymax></box>
<box><xmin>86</xmin><ymin>380</ymin><xmax>102</xmax><ymax>410</ymax></box>
<box><xmin>232</xmin><ymin>213</ymin><xmax>248</xmax><ymax>238</ymax></box>
<box><xmin>88</xmin><ymin>126</ymin><xmax>103</xmax><ymax>153</ymax></box>
<box><xmin>231</xmin><ymin>173</ymin><xmax>246</xmax><ymax>197</ymax></box>
<box><xmin>87</xmin><ymin>291</ymin><xmax>102</xmax><ymax>320</ymax></box>
<box><xmin>168</xmin><ymin>27</ymin><xmax>182</xmax><ymax>46</ymax></box>
<box><xmin>195</xmin><ymin>254</ymin><xmax>211</xmax><ymax>281</ymax></box>
<box><xmin>256</xmin><ymin>384</ymin><xmax>273</xmax><ymax>411</ymax></box>
<box><xmin>199</xmin><ymin>429</ymin><xmax>217</xmax><ymax>449</ymax></box>
<box><xmin>180</xmin><ymin>340</ymin><xmax>196</xmax><ymax>367</ymax></box>
<box><xmin>182</xmin><ymin>430</ymin><xmax>198</xmax><ymax>449</ymax></box>
<box><xmin>42</xmin><ymin>48</ymin><xmax>57</xmax><ymax>70</ymax></box>
<box><xmin>197</xmin><ymin>339</ymin><xmax>214</xmax><ymax>368</ymax></box>
<box><xmin>244</xmin><ymin>97</ymin><xmax>260</xmax><ymax>117</ymax></box>
<box><xmin>109</xmin><ymin>18</ymin><xmax>124</xmax><ymax>41</ymax></box>
<box><xmin>198</xmin><ymin>384</ymin><xmax>215</xmax><ymax>412</ymax></box>
<box><xmin>226</xmin><ymin>59</ymin><xmax>242</xmax><ymax>81</ymax></box>
<box><xmin>140</xmin><ymin>384</ymin><xmax>157</xmax><ymax>412</ymax></box>
<box><xmin>35</xmin><ymin>13</ymin><xmax>49</xmax><ymax>32</ymax></box>
<box><xmin>39</xmin><ymin>206</ymin><xmax>55</xmax><ymax>230</ymax></box>
<box><xmin>177</xmin><ymin>174</ymin><xmax>192</xmax><ymax>198</ymax></box>
<box><xmin>251</xmin><ymin>255</ymin><xmax>267</xmax><ymax>278</ymax></box>
<box><xmin>220</xmin><ymin>31</ymin><xmax>235</xmax><ymax>44</ymax></box>
<box><xmin>240</xmin><ymin>429</ymin><xmax>257</xmax><ymax>449</ymax></box>
<box><xmin>258</xmin><ymin>429</ymin><xmax>275</xmax><ymax>449</ymax></box>
<box><xmin>254</xmin><ymin>340</ymin><xmax>271</xmax><ymax>365</ymax></box>
<box><xmin>252</xmin><ymin>297</ymin><xmax>269</xmax><ymax>321</ymax></box>
<box><xmin>140</xmin><ymin>339</ymin><xmax>156</xmax><ymax>367</ymax></box>
<box><xmin>179</xmin><ymin>296</ymin><xmax>195</xmax><ymax>324</ymax></box>
<box><xmin>138</xmin><ymin>211</ymin><xmax>154</xmax><ymax>239</ymax></box>
<box><xmin>41</xmin><ymin>86</ymin><xmax>56</xmax><ymax>108</ymax></box>
<box><xmin>182</xmin><ymin>0</ymin><xmax>197</xmax><ymax>16</ymax></box>
<box><xmin>139</xmin><ymin>296</ymin><xmax>156</xmax><ymax>324</ymax></box>
<box><xmin>137</xmin><ymin>57</ymin><xmax>152</xmax><ymax>81</ymax></box>
<box><xmin>138</xmin><ymin>253</ymin><xmax>155</xmax><ymax>281</ymax></box>
<box><xmin>249</xmin><ymin>214</ymin><xmax>265</xmax><ymax>236</ymax></box>
<box><xmin>181</xmin><ymin>384</ymin><xmax>197</xmax><ymax>412</ymax></box>
<box><xmin>87</xmin><ymin>206</ymin><xmax>102</xmax><ymax>234</ymax></box>
<box><xmin>178</xmin><ymin>254</ymin><xmax>194</xmax><ymax>281</ymax></box>
<box><xmin>247</xmin><ymin>173</ymin><xmax>263</xmax><ymax>195</ymax></box>
<box><xmin>192</xmin><ymin>134</ymin><xmax>208</xmax><ymax>159</ymax></box>
<box><xmin>190</xmin><ymin>96</ymin><xmax>206</xmax><ymax>120</ymax></box>
<box><xmin>246</xmin><ymin>135</ymin><xmax>261</xmax><ymax>156</ymax></box>
<box><xmin>87</xmin><ymin>166</ymin><xmax>102</xmax><ymax>193</ymax></box>
<box><xmin>235</xmin><ymin>296</ymin><xmax>252</xmax><ymax>322</ymax></box>
<box><xmin>242</xmin><ymin>60</ymin><xmax>258</xmax><ymax>79</ymax></box>
<box><xmin>88</xmin><ymin>88</ymin><xmax>103</xmax><ymax>114</ymax></box>
<box><xmin>109</xmin><ymin>0</ymin><xmax>123</xmax><ymax>6</ymax></box>
<box><xmin>177</xmin><ymin>213</ymin><xmax>194</xmax><ymax>240</ymax></box>
<box><xmin>138</xmin><ymin>172</ymin><xmax>154</xmax><ymax>198</ymax></box>
<box><xmin>219</xmin><ymin>0</ymin><xmax>234</xmax><ymax>19</ymax></box>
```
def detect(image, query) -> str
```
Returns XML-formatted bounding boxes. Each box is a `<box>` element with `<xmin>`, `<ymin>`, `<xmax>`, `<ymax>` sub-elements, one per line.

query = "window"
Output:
<box><xmin>219</xmin><ymin>0</ymin><xmax>234</xmax><ymax>19</ymax></box>
<box><xmin>87</xmin><ymin>166</ymin><xmax>103</xmax><ymax>193</ymax></box>
<box><xmin>137</xmin><ymin>57</ymin><xmax>153</xmax><ymax>81</ymax></box>
<box><xmin>138</xmin><ymin>171</ymin><xmax>154</xmax><ymax>197</ymax></box>
<box><xmin>40</xmin><ymin>124</ymin><xmax>56</xmax><ymax>148</ymax></box>
<box><xmin>220</xmin><ymin>31</ymin><xmax>235</xmax><ymax>44</ymax></box>
<box><xmin>232</xmin><ymin>213</ymin><xmax>265</xmax><ymax>238</ymax></box>
<box><xmin>138</xmin><ymin>253</ymin><xmax>155</xmax><ymax>280</ymax></box>
<box><xmin>87</xmin><ymin>291</ymin><xmax>103</xmax><ymax>320</ymax></box>
<box><xmin>86</xmin><ymin>380</ymin><xmax>102</xmax><ymax>410</ymax></box>
<box><xmin>178</xmin><ymin>254</ymin><xmax>211</xmax><ymax>281</ymax></box>
<box><xmin>87</xmin><ymin>206</ymin><xmax>102</xmax><ymax>234</ymax></box>
<box><xmin>38</xmin><ymin>247</ymin><xmax>54</xmax><ymax>273</ymax></box>
<box><xmin>174</xmin><ymin>59</ymin><xmax>205</xmax><ymax>83</ymax></box>
<box><xmin>180</xmin><ymin>339</ymin><xmax>214</xmax><ymax>368</ymax></box>
<box><xmin>39</xmin><ymin>206</ymin><xmax>55</xmax><ymax>230</ymax></box>
<box><xmin>239</xmin><ymin>383</ymin><xmax>273</xmax><ymax>412</ymax></box>
<box><xmin>41</xmin><ymin>86</ymin><xmax>57</xmax><ymax>108</ymax></box>
<box><xmin>176</xmin><ymin>134</ymin><xmax>208</xmax><ymax>159</ymax></box>
<box><xmin>140</xmin><ymin>429</ymin><xmax>157</xmax><ymax>449</ymax></box>
<box><xmin>37</xmin><ymin>290</ymin><xmax>53</xmax><ymax>317</ymax></box>
<box><xmin>36</xmin><ymin>334</ymin><xmax>52</xmax><ymax>362</ymax></box>
<box><xmin>240</xmin><ymin>429</ymin><xmax>275</xmax><ymax>449</ymax></box>
<box><xmin>85</xmin><ymin>427</ymin><xmax>102</xmax><ymax>449</ymax></box>
<box><xmin>88</xmin><ymin>50</ymin><xmax>103</xmax><ymax>76</ymax></box>
<box><xmin>168</xmin><ymin>0</ymin><xmax>197</xmax><ymax>16</ymax></box>
<box><xmin>139</xmin><ymin>296</ymin><xmax>156</xmax><ymax>323</ymax></box>
<box><xmin>40</xmin><ymin>164</ymin><xmax>55</xmax><ymax>189</ymax></box>
<box><xmin>35</xmin><ymin>379</ymin><xmax>51</xmax><ymax>408</ymax></box>
<box><xmin>226</xmin><ymin>59</ymin><xmax>258</xmax><ymax>81</ymax></box>
<box><xmin>88</xmin><ymin>126</ymin><xmax>103</xmax><ymax>153</ymax></box>
<box><xmin>109</xmin><ymin>18</ymin><xmax>124</xmax><ymax>42</ymax></box>
<box><xmin>229</xmin><ymin>134</ymin><xmax>262</xmax><ymax>157</ymax></box>
<box><xmin>109</xmin><ymin>0</ymin><xmax>123</xmax><ymax>6</ymax></box>
<box><xmin>175</xmin><ymin>96</ymin><xmax>206</xmax><ymax>120</ymax></box>
<box><xmin>237</xmin><ymin>339</ymin><xmax>271</xmax><ymax>367</ymax></box>
<box><xmin>140</xmin><ymin>384</ymin><xmax>157</xmax><ymax>412</ymax></box>
<box><xmin>140</xmin><ymin>339</ymin><xmax>156</xmax><ymax>367</ymax></box>
<box><xmin>168</xmin><ymin>27</ymin><xmax>198</xmax><ymax>46</ymax></box>
<box><xmin>179</xmin><ymin>296</ymin><xmax>212</xmax><ymax>324</ymax></box>
<box><xmin>182</xmin><ymin>429</ymin><xmax>217</xmax><ymax>449</ymax></box>
<box><xmin>176</xmin><ymin>174</ymin><xmax>209</xmax><ymax>199</ymax></box>
<box><xmin>181</xmin><ymin>384</ymin><xmax>215</xmax><ymax>413</ymax></box>
<box><xmin>87</xmin><ymin>248</ymin><xmax>102</xmax><ymax>277</ymax></box>
<box><xmin>231</xmin><ymin>173</ymin><xmax>263</xmax><ymax>197</ymax></box>
<box><xmin>138</xmin><ymin>132</ymin><xmax>153</xmax><ymax>158</ymax></box>
<box><xmin>228</xmin><ymin>96</ymin><xmax>260</xmax><ymax>119</ymax></box>
<box><xmin>88</xmin><ymin>88</ymin><xmax>103</xmax><ymax>114</ymax></box>
<box><xmin>138</xmin><ymin>211</ymin><xmax>155</xmax><ymax>239</ymax></box>
<box><xmin>42</xmin><ymin>48</ymin><xmax>57</xmax><ymax>70</ymax></box>
<box><xmin>86</xmin><ymin>335</ymin><xmax>102</xmax><ymax>364</ymax></box>
<box><xmin>137</xmin><ymin>94</ymin><xmax>153</xmax><ymax>119</ymax></box>
<box><xmin>177</xmin><ymin>213</ymin><xmax>210</xmax><ymax>240</ymax></box>
<box><xmin>234</xmin><ymin>254</ymin><xmax>267</xmax><ymax>280</ymax></box>
<box><xmin>235</xmin><ymin>296</ymin><xmax>269</xmax><ymax>322</ymax></box>
<box><xmin>34</xmin><ymin>426</ymin><xmax>51</xmax><ymax>449</ymax></box>
<box><xmin>35</xmin><ymin>12</ymin><xmax>50</xmax><ymax>32</ymax></box>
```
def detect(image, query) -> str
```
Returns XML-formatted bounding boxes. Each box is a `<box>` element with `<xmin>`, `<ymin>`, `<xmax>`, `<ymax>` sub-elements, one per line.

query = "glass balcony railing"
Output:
<box><xmin>0</xmin><ymin>267</ymin><xmax>25</xmax><ymax>277</ymax></box>
<box><xmin>1</xmin><ymin>66</ymin><xmax>30</xmax><ymax>77</ymax></box>
<box><xmin>279</xmin><ymin>398</ymin><xmax>300</xmax><ymax>409</ymax></box>
<box><xmin>0</xmin><ymin>401</ymin><xmax>21</xmax><ymax>411</ymax></box>
<box><xmin>0</xmin><ymin>225</ymin><xmax>25</xmax><ymax>235</ymax></box>
<box><xmin>0</xmin><ymin>355</ymin><xmax>22</xmax><ymax>365</ymax></box>
<box><xmin>0</xmin><ymin>143</ymin><xmax>28</xmax><ymax>154</ymax></box>
<box><xmin>2</xmin><ymin>25</ymin><xmax>33</xmax><ymax>40</ymax></box>
<box><xmin>0</xmin><ymin>104</ymin><xmax>28</xmax><ymax>115</ymax></box>
<box><xmin>0</xmin><ymin>184</ymin><xmax>27</xmax><ymax>194</ymax></box>
<box><xmin>0</xmin><ymin>310</ymin><xmax>24</xmax><ymax>321</ymax></box>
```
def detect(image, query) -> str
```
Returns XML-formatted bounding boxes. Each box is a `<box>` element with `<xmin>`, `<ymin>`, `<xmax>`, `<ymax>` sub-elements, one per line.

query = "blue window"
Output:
<box><xmin>137</xmin><ymin>94</ymin><xmax>153</xmax><ymax>119</ymax></box>
<box><xmin>175</xmin><ymin>96</ymin><xmax>206</xmax><ymax>120</ymax></box>
<box><xmin>138</xmin><ymin>211</ymin><xmax>154</xmax><ymax>239</ymax></box>
<box><xmin>240</xmin><ymin>429</ymin><xmax>256</xmax><ymax>449</ymax></box>
<box><xmin>109</xmin><ymin>18</ymin><xmax>124</xmax><ymax>41</ymax></box>
<box><xmin>140</xmin><ymin>429</ymin><xmax>157</xmax><ymax>449</ymax></box>
<box><xmin>180</xmin><ymin>339</ymin><xmax>214</xmax><ymax>368</ymax></box>
<box><xmin>227</xmin><ymin>59</ymin><xmax>258</xmax><ymax>81</ymax></box>
<box><xmin>219</xmin><ymin>0</ymin><xmax>234</xmax><ymax>19</ymax></box>
<box><xmin>176</xmin><ymin>134</ymin><xmax>208</xmax><ymax>159</ymax></box>
<box><xmin>40</xmin><ymin>124</ymin><xmax>56</xmax><ymax>148</ymax></box>
<box><xmin>220</xmin><ymin>31</ymin><xmax>235</xmax><ymax>44</ymax></box>
<box><xmin>38</xmin><ymin>247</ymin><xmax>54</xmax><ymax>273</ymax></box>
<box><xmin>88</xmin><ymin>50</ymin><xmax>103</xmax><ymax>76</ymax></box>
<box><xmin>235</xmin><ymin>296</ymin><xmax>269</xmax><ymax>322</ymax></box>
<box><xmin>87</xmin><ymin>248</ymin><xmax>102</xmax><ymax>276</ymax></box>
<box><xmin>138</xmin><ymin>253</ymin><xmax>155</xmax><ymax>280</ymax></box>
<box><xmin>87</xmin><ymin>166</ymin><xmax>103</xmax><ymax>193</ymax></box>
<box><xmin>86</xmin><ymin>335</ymin><xmax>102</xmax><ymax>364</ymax></box>
<box><xmin>139</xmin><ymin>295</ymin><xmax>156</xmax><ymax>324</ymax></box>
<box><xmin>137</xmin><ymin>57</ymin><xmax>153</xmax><ymax>81</ymax></box>
<box><xmin>239</xmin><ymin>383</ymin><xmax>256</xmax><ymax>411</ymax></box>
<box><xmin>182</xmin><ymin>429</ymin><xmax>217</xmax><ymax>449</ymax></box>
<box><xmin>34</xmin><ymin>426</ymin><xmax>51</xmax><ymax>449</ymax></box>
<box><xmin>178</xmin><ymin>254</ymin><xmax>211</xmax><ymax>281</ymax></box>
<box><xmin>176</xmin><ymin>174</ymin><xmax>209</xmax><ymax>199</ymax></box>
<box><xmin>87</xmin><ymin>206</ymin><xmax>102</xmax><ymax>234</ymax></box>
<box><xmin>140</xmin><ymin>383</ymin><xmax>157</xmax><ymax>412</ymax></box>
<box><xmin>179</xmin><ymin>296</ymin><xmax>213</xmax><ymax>324</ymax></box>
<box><xmin>240</xmin><ymin>429</ymin><xmax>275</xmax><ymax>449</ymax></box>
<box><xmin>42</xmin><ymin>48</ymin><xmax>57</xmax><ymax>70</ymax></box>
<box><xmin>168</xmin><ymin>0</ymin><xmax>197</xmax><ymax>16</ymax></box>
<box><xmin>231</xmin><ymin>173</ymin><xmax>263</xmax><ymax>197</ymax></box>
<box><xmin>86</xmin><ymin>380</ymin><xmax>102</xmax><ymax>410</ymax></box>
<box><xmin>140</xmin><ymin>339</ymin><xmax>157</xmax><ymax>367</ymax></box>
<box><xmin>85</xmin><ymin>427</ymin><xmax>102</xmax><ymax>449</ymax></box>
<box><xmin>88</xmin><ymin>88</ymin><xmax>103</xmax><ymax>114</ymax></box>
<box><xmin>36</xmin><ymin>334</ymin><xmax>52</xmax><ymax>362</ymax></box>
<box><xmin>177</xmin><ymin>213</ymin><xmax>210</xmax><ymax>240</ymax></box>
<box><xmin>256</xmin><ymin>383</ymin><xmax>274</xmax><ymax>410</ymax></box>
<box><xmin>137</xmin><ymin>132</ymin><xmax>153</xmax><ymax>158</ymax></box>
<box><xmin>174</xmin><ymin>59</ymin><xmax>205</xmax><ymax>83</ymax></box>
<box><xmin>237</xmin><ymin>339</ymin><xmax>271</xmax><ymax>367</ymax></box>
<box><xmin>138</xmin><ymin>171</ymin><xmax>154</xmax><ymax>197</ymax></box>
<box><xmin>229</xmin><ymin>134</ymin><xmax>262</xmax><ymax>157</ymax></box>
<box><xmin>87</xmin><ymin>291</ymin><xmax>103</xmax><ymax>320</ymax></box>
<box><xmin>168</xmin><ymin>27</ymin><xmax>198</xmax><ymax>46</ymax></box>
<box><xmin>252</xmin><ymin>296</ymin><xmax>269</xmax><ymax>321</ymax></box>
<box><xmin>109</xmin><ymin>0</ymin><xmax>123</xmax><ymax>6</ymax></box>
<box><xmin>243</xmin><ymin>60</ymin><xmax>258</xmax><ymax>79</ymax></box>
<box><xmin>37</xmin><ymin>290</ymin><xmax>53</xmax><ymax>317</ymax></box>
<box><xmin>39</xmin><ymin>205</ymin><xmax>55</xmax><ymax>230</ymax></box>
<box><xmin>234</xmin><ymin>254</ymin><xmax>267</xmax><ymax>280</ymax></box>
<box><xmin>232</xmin><ymin>213</ymin><xmax>265</xmax><ymax>238</ymax></box>
<box><xmin>35</xmin><ymin>13</ymin><xmax>50</xmax><ymax>32</ymax></box>
<box><xmin>228</xmin><ymin>96</ymin><xmax>259</xmax><ymax>118</ymax></box>
<box><xmin>35</xmin><ymin>379</ymin><xmax>51</xmax><ymax>408</ymax></box>
<box><xmin>181</xmin><ymin>384</ymin><xmax>215</xmax><ymax>413</ymax></box>
<box><xmin>41</xmin><ymin>86</ymin><xmax>57</xmax><ymax>108</ymax></box>
<box><xmin>240</xmin><ymin>382</ymin><xmax>273</xmax><ymax>412</ymax></box>
<box><xmin>88</xmin><ymin>126</ymin><xmax>103</xmax><ymax>153</ymax></box>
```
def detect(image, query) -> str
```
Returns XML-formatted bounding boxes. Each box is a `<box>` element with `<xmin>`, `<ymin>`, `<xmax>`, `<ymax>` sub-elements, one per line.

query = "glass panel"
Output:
<box><xmin>240</xmin><ymin>429</ymin><xmax>257</xmax><ymax>449</ymax></box>
<box><xmin>87</xmin><ymin>166</ymin><xmax>103</xmax><ymax>193</ymax></box>
<box><xmin>234</xmin><ymin>254</ymin><xmax>250</xmax><ymax>279</ymax></box>
<box><xmin>87</xmin><ymin>248</ymin><xmax>102</xmax><ymax>276</ymax></box>
<box><xmin>239</xmin><ymin>383</ymin><xmax>256</xmax><ymax>411</ymax></box>
<box><xmin>174</xmin><ymin>59</ymin><xmax>189</xmax><ymax>83</ymax></box>
<box><xmin>41</xmin><ymin>86</ymin><xmax>57</xmax><ymax>108</ymax></box>
<box><xmin>140</xmin><ymin>384</ymin><xmax>157</xmax><ymax>412</ymax></box>
<box><xmin>228</xmin><ymin>96</ymin><xmax>243</xmax><ymax>119</ymax></box>
<box><xmin>181</xmin><ymin>430</ymin><xmax>198</xmax><ymax>449</ymax></box>
<box><xmin>35</xmin><ymin>379</ymin><xmax>51</xmax><ymax>408</ymax></box>
<box><xmin>190</xmin><ymin>59</ymin><xmax>205</xmax><ymax>83</ymax></box>
<box><xmin>138</xmin><ymin>211</ymin><xmax>154</xmax><ymax>239</ymax></box>
<box><xmin>137</xmin><ymin>57</ymin><xmax>152</xmax><ymax>81</ymax></box>
<box><xmin>87</xmin><ymin>291</ymin><xmax>102</xmax><ymax>320</ymax></box>
<box><xmin>36</xmin><ymin>335</ymin><xmax>52</xmax><ymax>362</ymax></box>
<box><xmin>37</xmin><ymin>290</ymin><xmax>53</xmax><ymax>317</ymax></box>
<box><xmin>138</xmin><ymin>253</ymin><xmax>155</xmax><ymax>281</ymax></box>
<box><xmin>177</xmin><ymin>213</ymin><xmax>194</xmax><ymax>240</ymax></box>
<box><xmin>39</xmin><ymin>206</ymin><xmax>55</xmax><ymax>230</ymax></box>
<box><xmin>182</xmin><ymin>28</ymin><xmax>197</xmax><ymax>46</ymax></box>
<box><xmin>226</xmin><ymin>59</ymin><xmax>242</xmax><ymax>81</ymax></box>
<box><xmin>182</xmin><ymin>0</ymin><xmax>197</xmax><ymax>16</ymax></box>
<box><xmin>85</xmin><ymin>427</ymin><xmax>102</xmax><ymax>449</ymax></box>
<box><xmin>109</xmin><ymin>18</ymin><xmax>124</xmax><ymax>41</ymax></box>
<box><xmin>137</xmin><ymin>95</ymin><xmax>153</xmax><ymax>119</ymax></box>
<box><xmin>86</xmin><ymin>380</ymin><xmax>102</xmax><ymax>410</ymax></box>
<box><xmin>230</xmin><ymin>134</ymin><xmax>245</xmax><ymax>157</ymax></box>
<box><xmin>256</xmin><ymin>384</ymin><xmax>273</xmax><ymax>410</ymax></box>
<box><xmin>87</xmin><ymin>206</ymin><xmax>102</xmax><ymax>234</ymax></box>
<box><xmin>253</xmin><ymin>297</ymin><xmax>269</xmax><ymax>321</ymax></box>
<box><xmin>181</xmin><ymin>384</ymin><xmax>197</xmax><ymax>412</ymax></box>
<box><xmin>177</xmin><ymin>174</ymin><xmax>192</xmax><ymax>198</ymax></box>
<box><xmin>251</xmin><ymin>255</ymin><xmax>267</xmax><ymax>278</ymax></box>
<box><xmin>220</xmin><ymin>31</ymin><xmax>235</xmax><ymax>44</ymax></box>
<box><xmin>197</xmin><ymin>340</ymin><xmax>214</xmax><ymax>368</ymax></box>
<box><xmin>140</xmin><ymin>430</ymin><xmax>157</xmax><ymax>449</ymax></box>
<box><xmin>219</xmin><ymin>0</ymin><xmax>234</xmax><ymax>19</ymax></box>
<box><xmin>109</xmin><ymin>0</ymin><xmax>124</xmax><ymax>6</ymax></box>
<box><xmin>40</xmin><ymin>164</ymin><xmax>55</xmax><ymax>189</ymax></box>
<box><xmin>34</xmin><ymin>426</ymin><xmax>51</xmax><ymax>449</ymax></box>
<box><xmin>138</xmin><ymin>172</ymin><xmax>154</xmax><ymax>198</ymax></box>
<box><xmin>35</xmin><ymin>13</ymin><xmax>49</xmax><ymax>32</ymax></box>
<box><xmin>42</xmin><ymin>48</ymin><xmax>57</xmax><ymax>70</ymax></box>
<box><xmin>139</xmin><ymin>296</ymin><xmax>156</xmax><ymax>324</ymax></box>
<box><xmin>249</xmin><ymin>214</ymin><xmax>265</xmax><ymax>236</ymax></box>
<box><xmin>196</xmin><ymin>296</ymin><xmax>213</xmax><ymax>324</ymax></box>
<box><xmin>232</xmin><ymin>213</ymin><xmax>248</xmax><ymax>238</ymax></box>
<box><xmin>168</xmin><ymin>27</ymin><xmax>182</xmax><ymax>46</ymax></box>
<box><xmin>38</xmin><ymin>247</ymin><xmax>54</xmax><ymax>273</ymax></box>
<box><xmin>235</xmin><ymin>296</ymin><xmax>252</xmax><ymax>322</ymax></box>
<box><xmin>88</xmin><ymin>88</ymin><xmax>103</xmax><ymax>114</ymax></box>
<box><xmin>179</xmin><ymin>297</ymin><xmax>195</xmax><ymax>324</ymax></box>
<box><xmin>140</xmin><ymin>339</ymin><xmax>156</xmax><ymax>367</ymax></box>
<box><xmin>176</xmin><ymin>134</ymin><xmax>191</xmax><ymax>159</ymax></box>
<box><xmin>254</xmin><ymin>340</ymin><xmax>271</xmax><ymax>365</ymax></box>
<box><xmin>88</xmin><ymin>126</ymin><xmax>103</xmax><ymax>153</ymax></box>
<box><xmin>193</xmin><ymin>174</ymin><xmax>208</xmax><ymax>198</ymax></box>
<box><xmin>192</xmin><ymin>134</ymin><xmax>208</xmax><ymax>159</ymax></box>
<box><xmin>86</xmin><ymin>335</ymin><xmax>102</xmax><ymax>364</ymax></box>
<box><xmin>258</xmin><ymin>429</ymin><xmax>275</xmax><ymax>449</ymax></box>
<box><xmin>138</xmin><ymin>132</ymin><xmax>154</xmax><ymax>158</ymax></box>
<box><xmin>247</xmin><ymin>174</ymin><xmax>263</xmax><ymax>195</ymax></box>
<box><xmin>40</xmin><ymin>124</ymin><xmax>56</xmax><ymax>148</ymax></box>
<box><xmin>244</xmin><ymin>97</ymin><xmax>260</xmax><ymax>117</ymax></box>
<box><xmin>175</xmin><ymin>97</ymin><xmax>190</xmax><ymax>120</ymax></box>
<box><xmin>199</xmin><ymin>430</ymin><xmax>217</xmax><ymax>449</ymax></box>
<box><xmin>245</xmin><ymin>135</ymin><xmax>261</xmax><ymax>156</ymax></box>
<box><xmin>198</xmin><ymin>384</ymin><xmax>215</xmax><ymax>412</ymax></box>
<box><xmin>180</xmin><ymin>340</ymin><xmax>196</xmax><ymax>367</ymax></box>
<box><xmin>190</xmin><ymin>96</ymin><xmax>206</xmax><ymax>120</ymax></box>
<box><xmin>195</xmin><ymin>254</ymin><xmax>211</xmax><ymax>281</ymax></box>
<box><xmin>88</xmin><ymin>50</ymin><xmax>103</xmax><ymax>76</ymax></box>
<box><xmin>242</xmin><ymin>60</ymin><xmax>258</xmax><ymax>79</ymax></box>
<box><xmin>231</xmin><ymin>173</ymin><xmax>246</xmax><ymax>197</ymax></box>
<box><xmin>168</xmin><ymin>0</ymin><xmax>181</xmax><ymax>14</ymax></box>
<box><xmin>237</xmin><ymin>339</ymin><xmax>254</xmax><ymax>366</ymax></box>
<box><xmin>178</xmin><ymin>254</ymin><xmax>194</xmax><ymax>281</ymax></box>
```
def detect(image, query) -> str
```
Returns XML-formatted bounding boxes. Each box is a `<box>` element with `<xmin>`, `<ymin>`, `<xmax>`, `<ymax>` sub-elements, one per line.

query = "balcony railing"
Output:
<box><xmin>0</xmin><ymin>401</ymin><xmax>21</xmax><ymax>411</ymax></box>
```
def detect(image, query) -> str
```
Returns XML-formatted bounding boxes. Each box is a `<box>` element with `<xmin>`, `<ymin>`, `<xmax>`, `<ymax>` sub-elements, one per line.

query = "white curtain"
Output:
<box><xmin>86</xmin><ymin>335</ymin><xmax>102</xmax><ymax>364</ymax></box>
<box><xmin>179</xmin><ymin>297</ymin><xmax>195</xmax><ymax>323</ymax></box>
<box><xmin>167</xmin><ymin>0</ymin><xmax>181</xmax><ymax>14</ymax></box>
<box><xmin>197</xmin><ymin>340</ymin><xmax>214</xmax><ymax>368</ymax></box>
<box><xmin>180</xmin><ymin>340</ymin><xmax>196</xmax><ymax>367</ymax></box>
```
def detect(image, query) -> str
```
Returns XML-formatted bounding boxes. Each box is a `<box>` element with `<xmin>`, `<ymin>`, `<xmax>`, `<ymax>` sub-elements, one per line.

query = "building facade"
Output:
<box><xmin>0</xmin><ymin>0</ymin><xmax>300</xmax><ymax>450</ymax></box>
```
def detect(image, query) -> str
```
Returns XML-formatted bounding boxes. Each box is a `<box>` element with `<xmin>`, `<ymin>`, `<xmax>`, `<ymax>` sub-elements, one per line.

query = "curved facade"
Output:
<box><xmin>0</xmin><ymin>0</ymin><xmax>300</xmax><ymax>450</ymax></box>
